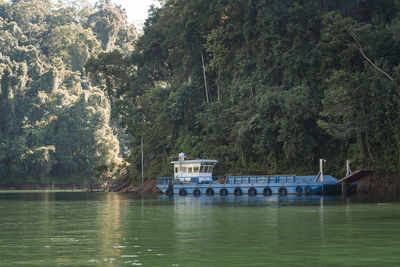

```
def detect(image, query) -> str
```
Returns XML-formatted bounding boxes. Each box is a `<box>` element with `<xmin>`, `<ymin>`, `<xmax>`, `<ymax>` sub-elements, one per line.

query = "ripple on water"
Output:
<box><xmin>50</xmin><ymin>237</ymin><xmax>80</xmax><ymax>242</ymax></box>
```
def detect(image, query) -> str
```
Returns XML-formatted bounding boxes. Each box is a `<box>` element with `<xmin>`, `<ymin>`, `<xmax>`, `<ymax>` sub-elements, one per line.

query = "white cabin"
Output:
<box><xmin>171</xmin><ymin>153</ymin><xmax>217</xmax><ymax>183</ymax></box>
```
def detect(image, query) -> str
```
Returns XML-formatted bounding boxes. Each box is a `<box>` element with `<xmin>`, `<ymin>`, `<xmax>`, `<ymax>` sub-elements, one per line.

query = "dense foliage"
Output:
<box><xmin>86</xmin><ymin>0</ymin><xmax>400</xmax><ymax>181</ymax></box>
<box><xmin>2</xmin><ymin>0</ymin><xmax>399</xmax><ymax>185</ymax></box>
<box><xmin>0</xmin><ymin>0</ymin><xmax>136</xmax><ymax>185</ymax></box>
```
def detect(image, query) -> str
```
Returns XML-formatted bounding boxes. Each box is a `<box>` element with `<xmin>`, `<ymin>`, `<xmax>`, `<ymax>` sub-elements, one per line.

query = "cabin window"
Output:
<box><xmin>181</xmin><ymin>167</ymin><xmax>187</xmax><ymax>173</ymax></box>
<box><xmin>208</xmin><ymin>166</ymin><xmax>214</xmax><ymax>173</ymax></box>
<box><xmin>175</xmin><ymin>167</ymin><xmax>178</xmax><ymax>173</ymax></box>
<box><xmin>193</xmin><ymin>167</ymin><xmax>199</xmax><ymax>173</ymax></box>
<box><xmin>200</xmin><ymin>166</ymin><xmax>205</xmax><ymax>173</ymax></box>
<box><xmin>188</xmin><ymin>167</ymin><xmax>192</xmax><ymax>173</ymax></box>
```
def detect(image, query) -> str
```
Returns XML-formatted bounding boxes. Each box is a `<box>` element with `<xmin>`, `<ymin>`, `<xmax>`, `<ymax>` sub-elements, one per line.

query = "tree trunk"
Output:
<box><xmin>365</xmin><ymin>131</ymin><xmax>374</xmax><ymax>164</ymax></box>
<box><xmin>250</xmin><ymin>82</ymin><xmax>254</xmax><ymax>101</ymax></box>
<box><xmin>360</xmin><ymin>132</ymin><xmax>373</xmax><ymax>168</ymax></box>
<box><xmin>200</xmin><ymin>51</ymin><xmax>209</xmax><ymax>102</ymax></box>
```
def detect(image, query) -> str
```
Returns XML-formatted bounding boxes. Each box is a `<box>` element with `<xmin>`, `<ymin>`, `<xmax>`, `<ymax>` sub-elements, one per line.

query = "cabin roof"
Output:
<box><xmin>170</xmin><ymin>159</ymin><xmax>218</xmax><ymax>164</ymax></box>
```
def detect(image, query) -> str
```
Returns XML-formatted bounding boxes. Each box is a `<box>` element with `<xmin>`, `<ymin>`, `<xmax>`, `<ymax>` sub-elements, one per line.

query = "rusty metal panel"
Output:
<box><xmin>337</xmin><ymin>170</ymin><xmax>374</xmax><ymax>184</ymax></box>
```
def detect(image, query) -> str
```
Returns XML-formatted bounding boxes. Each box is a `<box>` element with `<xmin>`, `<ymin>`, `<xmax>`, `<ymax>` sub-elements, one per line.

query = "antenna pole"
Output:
<box><xmin>141</xmin><ymin>137</ymin><xmax>144</xmax><ymax>191</ymax></box>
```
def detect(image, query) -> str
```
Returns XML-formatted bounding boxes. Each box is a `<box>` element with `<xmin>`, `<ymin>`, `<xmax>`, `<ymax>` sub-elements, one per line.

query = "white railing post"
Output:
<box><xmin>346</xmin><ymin>160</ymin><xmax>352</xmax><ymax>176</ymax></box>
<box><xmin>316</xmin><ymin>159</ymin><xmax>326</xmax><ymax>182</ymax></box>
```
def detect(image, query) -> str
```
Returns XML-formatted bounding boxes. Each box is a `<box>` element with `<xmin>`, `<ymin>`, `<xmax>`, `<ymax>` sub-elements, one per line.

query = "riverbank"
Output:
<box><xmin>119</xmin><ymin>179</ymin><xmax>161</xmax><ymax>194</ymax></box>
<box><xmin>95</xmin><ymin>174</ymin><xmax>161</xmax><ymax>194</ymax></box>
<box><xmin>357</xmin><ymin>172</ymin><xmax>400</xmax><ymax>195</ymax></box>
<box><xmin>0</xmin><ymin>183</ymin><xmax>93</xmax><ymax>191</ymax></box>
<box><xmin>0</xmin><ymin>178</ymin><xmax>160</xmax><ymax>194</ymax></box>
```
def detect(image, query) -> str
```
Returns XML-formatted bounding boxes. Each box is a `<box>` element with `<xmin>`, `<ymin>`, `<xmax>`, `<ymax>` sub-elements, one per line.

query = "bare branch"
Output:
<box><xmin>344</xmin><ymin>27</ymin><xmax>400</xmax><ymax>97</ymax></box>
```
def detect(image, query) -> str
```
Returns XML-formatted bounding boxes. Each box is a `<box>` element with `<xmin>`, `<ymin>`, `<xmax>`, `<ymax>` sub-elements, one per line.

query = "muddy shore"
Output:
<box><xmin>0</xmin><ymin>183</ymin><xmax>88</xmax><ymax>191</ymax></box>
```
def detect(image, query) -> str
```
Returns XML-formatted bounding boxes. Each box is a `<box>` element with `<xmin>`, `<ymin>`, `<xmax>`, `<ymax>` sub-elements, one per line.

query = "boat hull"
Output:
<box><xmin>157</xmin><ymin>175</ymin><xmax>343</xmax><ymax>196</ymax></box>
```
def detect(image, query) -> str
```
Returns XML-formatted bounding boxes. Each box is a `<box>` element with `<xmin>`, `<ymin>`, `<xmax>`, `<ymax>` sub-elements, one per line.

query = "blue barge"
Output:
<box><xmin>156</xmin><ymin>153</ymin><xmax>341</xmax><ymax>196</ymax></box>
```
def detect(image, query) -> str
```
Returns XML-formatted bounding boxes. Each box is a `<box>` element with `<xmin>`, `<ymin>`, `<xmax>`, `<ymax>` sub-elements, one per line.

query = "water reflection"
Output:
<box><xmin>159</xmin><ymin>194</ymin><xmax>373</xmax><ymax>266</ymax></box>
<box><xmin>1</xmin><ymin>192</ymin><xmax>400</xmax><ymax>266</ymax></box>
<box><xmin>159</xmin><ymin>194</ymin><xmax>340</xmax><ymax>206</ymax></box>
<box><xmin>164</xmin><ymin>195</ymin><xmax>332</xmax><ymax>265</ymax></box>
<box><xmin>97</xmin><ymin>193</ymin><xmax>124</xmax><ymax>263</ymax></box>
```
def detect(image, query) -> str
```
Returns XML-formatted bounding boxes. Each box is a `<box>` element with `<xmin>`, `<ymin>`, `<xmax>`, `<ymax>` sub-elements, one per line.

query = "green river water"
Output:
<box><xmin>0</xmin><ymin>192</ymin><xmax>400</xmax><ymax>266</ymax></box>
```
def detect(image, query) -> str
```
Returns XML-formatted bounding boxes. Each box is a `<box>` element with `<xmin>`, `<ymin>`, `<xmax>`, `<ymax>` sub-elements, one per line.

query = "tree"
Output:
<box><xmin>0</xmin><ymin>0</ymin><xmax>134</xmax><ymax>185</ymax></box>
<box><xmin>86</xmin><ymin>5</ymin><xmax>125</xmax><ymax>51</ymax></box>
<box><xmin>45</xmin><ymin>24</ymin><xmax>100</xmax><ymax>72</ymax></box>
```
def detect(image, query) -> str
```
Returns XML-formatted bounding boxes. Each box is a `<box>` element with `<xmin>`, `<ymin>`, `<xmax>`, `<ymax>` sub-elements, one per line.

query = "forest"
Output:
<box><xmin>0</xmin><ymin>0</ymin><xmax>136</xmax><ymax>185</ymax></box>
<box><xmin>87</xmin><ymin>0</ymin><xmax>400</xmax><ymax>182</ymax></box>
<box><xmin>1</xmin><ymin>0</ymin><xmax>400</xmax><ymax>186</ymax></box>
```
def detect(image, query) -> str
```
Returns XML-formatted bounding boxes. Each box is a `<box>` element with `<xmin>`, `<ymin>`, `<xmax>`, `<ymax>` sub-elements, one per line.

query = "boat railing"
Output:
<box><xmin>224</xmin><ymin>175</ymin><xmax>318</xmax><ymax>184</ymax></box>
<box><xmin>224</xmin><ymin>175</ymin><xmax>294</xmax><ymax>184</ymax></box>
<box><xmin>157</xmin><ymin>177</ymin><xmax>217</xmax><ymax>185</ymax></box>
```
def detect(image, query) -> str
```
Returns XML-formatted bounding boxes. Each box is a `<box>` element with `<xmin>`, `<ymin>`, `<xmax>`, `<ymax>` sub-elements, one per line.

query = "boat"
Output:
<box><xmin>156</xmin><ymin>153</ymin><xmax>343</xmax><ymax>196</ymax></box>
